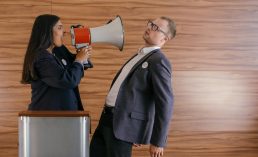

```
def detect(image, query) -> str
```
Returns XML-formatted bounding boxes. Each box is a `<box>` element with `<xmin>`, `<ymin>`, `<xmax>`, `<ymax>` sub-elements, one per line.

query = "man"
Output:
<box><xmin>90</xmin><ymin>16</ymin><xmax>176</xmax><ymax>157</ymax></box>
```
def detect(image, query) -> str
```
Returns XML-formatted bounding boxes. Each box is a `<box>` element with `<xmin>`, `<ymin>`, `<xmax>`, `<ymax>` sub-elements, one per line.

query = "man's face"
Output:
<box><xmin>143</xmin><ymin>18</ymin><xmax>170</xmax><ymax>47</ymax></box>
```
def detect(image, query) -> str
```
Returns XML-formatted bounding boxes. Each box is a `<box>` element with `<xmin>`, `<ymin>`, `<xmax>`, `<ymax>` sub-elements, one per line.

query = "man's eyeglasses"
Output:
<box><xmin>147</xmin><ymin>20</ymin><xmax>169</xmax><ymax>38</ymax></box>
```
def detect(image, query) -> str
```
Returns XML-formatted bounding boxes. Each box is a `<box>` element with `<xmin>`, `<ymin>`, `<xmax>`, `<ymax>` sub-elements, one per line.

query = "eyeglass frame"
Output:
<box><xmin>147</xmin><ymin>20</ymin><xmax>169</xmax><ymax>38</ymax></box>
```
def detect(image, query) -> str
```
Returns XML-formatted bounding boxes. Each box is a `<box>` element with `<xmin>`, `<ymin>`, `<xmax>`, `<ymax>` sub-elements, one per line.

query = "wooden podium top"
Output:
<box><xmin>18</xmin><ymin>111</ymin><xmax>90</xmax><ymax>117</ymax></box>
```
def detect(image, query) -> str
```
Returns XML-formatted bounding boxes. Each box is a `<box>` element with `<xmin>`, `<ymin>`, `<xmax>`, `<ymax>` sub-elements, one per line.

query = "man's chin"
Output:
<box><xmin>143</xmin><ymin>37</ymin><xmax>148</xmax><ymax>44</ymax></box>
<box><xmin>143</xmin><ymin>35</ymin><xmax>149</xmax><ymax>42</ymax></box>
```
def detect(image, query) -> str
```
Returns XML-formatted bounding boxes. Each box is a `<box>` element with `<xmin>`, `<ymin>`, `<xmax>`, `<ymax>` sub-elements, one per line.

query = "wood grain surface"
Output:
<box><xmin>0</xmin><ymin>0</ymin><xmax>258</xmax><ymax>156</ymax></box>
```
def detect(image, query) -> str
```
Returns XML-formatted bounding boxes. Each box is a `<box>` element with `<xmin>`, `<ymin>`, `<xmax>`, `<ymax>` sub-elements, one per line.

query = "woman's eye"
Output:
<box><xmin>57</xmin><ymin>26</ymin><xmax>63</xmax><ymax>30</ymax></box>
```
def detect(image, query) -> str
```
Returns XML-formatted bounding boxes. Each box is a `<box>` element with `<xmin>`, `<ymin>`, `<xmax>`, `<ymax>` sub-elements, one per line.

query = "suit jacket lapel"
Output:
<box><xmin>110</xmin><ymin>49</ymin><xmax>159</xmax><ymax>88</ymax></box>
<box><xmin>110</xmin><ymin>53</ymin><xmax>138</xmax><ymax>87</ymax></box>
<box><xmin>126</xmin><ymin>49</ymin><xmax>158</xmax><ymax>77</ymax></box>
<box><xmin>52</xmin><ymin>53</ymin><xmax>66</xmax><ymax>69</ymax></box>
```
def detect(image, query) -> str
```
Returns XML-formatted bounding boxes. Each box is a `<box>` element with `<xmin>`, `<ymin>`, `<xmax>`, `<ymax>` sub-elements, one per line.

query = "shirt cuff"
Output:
<box><xmin>74</xmin><ymin>60</ymin><xmax>84</xmax><ymax>68</ymax></box>
<box><xmin>83</xmin><ymin>60</ymin><xmax>89</xmax><ymax>64</ymax></box>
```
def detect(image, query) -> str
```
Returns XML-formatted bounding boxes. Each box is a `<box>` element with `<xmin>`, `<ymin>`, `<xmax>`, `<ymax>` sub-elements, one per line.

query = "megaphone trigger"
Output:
<box><xmin>75</xmin><ymin>43</ymin><xmax>89</xmax><ymax>49</ymax></box>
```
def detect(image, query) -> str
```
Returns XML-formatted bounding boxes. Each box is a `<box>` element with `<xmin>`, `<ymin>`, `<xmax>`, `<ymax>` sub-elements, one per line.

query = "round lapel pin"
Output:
<box><xmin>142</xmin><ymin>62</ymin><xmax>148</xmax><ymax>69</ymax></box>
<box><xmin>61</xmin><ymin>59</ymin><xmax>67</xmax><ymax>66</ymax></box>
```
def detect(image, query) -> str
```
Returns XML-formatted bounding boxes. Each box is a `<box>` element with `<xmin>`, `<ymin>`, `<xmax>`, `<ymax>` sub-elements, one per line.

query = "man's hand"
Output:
<box><xmin>133</xmin><ymin>143</ymin><xmax>142</xmax><ymax>147</ymax></box>
<box><xmin>149</xmin><ymin>144</ymin><xmax>164</xmax><ymax>157</ymax></box>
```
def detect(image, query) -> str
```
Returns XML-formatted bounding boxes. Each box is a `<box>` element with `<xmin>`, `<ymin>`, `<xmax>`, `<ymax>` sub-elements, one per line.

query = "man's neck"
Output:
<box><xmin>144</xmin><ymin>43</ymin><xmax>163</xmax><ymax>48</ymax></box>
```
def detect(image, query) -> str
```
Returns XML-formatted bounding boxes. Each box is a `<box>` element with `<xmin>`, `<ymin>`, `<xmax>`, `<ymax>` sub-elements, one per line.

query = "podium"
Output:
<box><xmin>18</xmin><ymin>111</ymin><xmax>90</xmax><ymax>157</ymax></box>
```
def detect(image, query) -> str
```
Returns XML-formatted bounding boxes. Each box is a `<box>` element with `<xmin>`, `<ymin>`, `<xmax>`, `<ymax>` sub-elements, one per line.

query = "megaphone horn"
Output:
<box><xmin>70</xmin><ymin>15</ymin><xmax>125</xmax><ymax>51</ymax></box>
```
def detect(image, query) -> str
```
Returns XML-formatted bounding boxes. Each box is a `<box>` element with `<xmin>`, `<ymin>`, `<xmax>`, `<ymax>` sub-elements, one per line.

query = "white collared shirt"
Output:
<box><xmin>105</xmin><ymin>46</ymin><xmax>160</xmax><ymax>107</ymax></box>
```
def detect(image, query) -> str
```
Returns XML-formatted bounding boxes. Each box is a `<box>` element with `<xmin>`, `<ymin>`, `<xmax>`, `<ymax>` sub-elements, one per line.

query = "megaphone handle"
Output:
<box><xmin>75</xmin><ymin>45</ymin><xmax>93</xmax><ymax>69</ymax></box>
<box><xmin>83</xmin><ymin>59</ymin><xmax>93</xmax><ymax>69</ymax></box>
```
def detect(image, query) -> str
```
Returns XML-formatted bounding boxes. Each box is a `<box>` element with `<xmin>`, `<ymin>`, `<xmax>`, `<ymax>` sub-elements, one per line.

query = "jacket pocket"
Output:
<box><xmin>130</xmin><ymin>112</ymin><xmax>148</xmax><ymax>121</ymax></box>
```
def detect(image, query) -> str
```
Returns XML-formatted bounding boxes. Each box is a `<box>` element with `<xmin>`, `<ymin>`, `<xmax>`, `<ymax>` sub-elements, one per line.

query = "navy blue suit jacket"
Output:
<box><xmin>28</xmin><ymin>46</ymin><xmax>84</xmax><ymax>111</ymax></box>
<box><xmin>111</xmin><ymin>49</ymin><xmax>174</xmax><ymax>147</ymax></box>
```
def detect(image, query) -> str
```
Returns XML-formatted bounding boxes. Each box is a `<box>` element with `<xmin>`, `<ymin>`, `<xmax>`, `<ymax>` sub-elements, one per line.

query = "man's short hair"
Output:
<box><xmin>160</xmin><ymin>16</ymin><xmax>176</xmax><ymax>39</ymax></box>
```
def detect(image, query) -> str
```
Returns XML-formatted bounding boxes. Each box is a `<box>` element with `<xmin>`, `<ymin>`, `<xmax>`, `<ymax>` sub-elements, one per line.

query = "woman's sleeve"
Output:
<box><xmin>35</xmin><ymin>54</ymin><xmax>84</xmax><ymax>89</ymax></box>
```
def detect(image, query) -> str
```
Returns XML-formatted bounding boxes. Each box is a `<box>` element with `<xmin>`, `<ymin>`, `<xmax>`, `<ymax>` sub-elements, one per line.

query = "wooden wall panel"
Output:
<box><xmin>0</xmin><ymin>1</ymin><xmax>51</xmax><ymax>156</ymax></box>
<box><xmin>0</xmin><ymin>0</ymin><xmax>258</xmax><ymax>157</ymax></box>
<box><xmin>52</xmin><ymin>1</ymin><xmax>258</xmax><ymax>71</ymax></box>
<box><xmin>0</xmin><ymin>0</ymin><xmax>50</xmax><ymax>5</ymax></box>
<box><xmin>0</xmin><ymin>5</ymin><xmax>51</xmax><ymax>23</ymax></box>
<box><xmin>131</xmin><ymin>130</ymin><xmax>258</xmax><ymax>157</ymax></box>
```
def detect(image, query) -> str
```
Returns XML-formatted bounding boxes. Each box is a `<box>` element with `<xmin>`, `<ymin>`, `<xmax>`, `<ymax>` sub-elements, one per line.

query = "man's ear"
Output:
<box><xmin>163</xmin><ymin>36</ymin><xmax>170</xmax><ymax>42</ymax></box>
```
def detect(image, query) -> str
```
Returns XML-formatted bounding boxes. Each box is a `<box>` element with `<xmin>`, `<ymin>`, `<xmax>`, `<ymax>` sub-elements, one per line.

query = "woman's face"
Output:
<box><xmin>52</xmin><ymin>20</ymin><xmax>64</xmax><ymax>47</ymax></box>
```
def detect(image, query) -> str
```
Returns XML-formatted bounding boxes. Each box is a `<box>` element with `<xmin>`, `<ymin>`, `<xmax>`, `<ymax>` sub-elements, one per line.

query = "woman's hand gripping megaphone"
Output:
<box><xmin>70</xmin><ymin>25</ymin><xmax>93</xmax><ymax>68</ymax></box>
<box><xmin>75</xmin><ymin>46</ymin><xmax>93</xmax><ymax>69</ymax></box>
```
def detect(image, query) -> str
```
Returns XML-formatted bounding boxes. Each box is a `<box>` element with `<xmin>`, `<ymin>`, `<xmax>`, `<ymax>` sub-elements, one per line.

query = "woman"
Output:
<box><xmin>21</xmin><ymin>14</ymin><xmax>91</xmax><ymax>110</ymax></box>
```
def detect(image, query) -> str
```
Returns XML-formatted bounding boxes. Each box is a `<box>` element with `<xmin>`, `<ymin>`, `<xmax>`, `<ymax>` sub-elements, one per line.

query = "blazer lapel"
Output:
<box><xmin>52</xmin><ymin>53</ymin><xmax>66</xmax><ymax>69</ymax></box>
<box><xmin>126</xmin><ymin>49</ymin><xmax>158</xmax><ymax>77</ymax></box>
<box><xmin>110</xmin><ymin>49</ymin><xmax>159</xmax><ymax>88</ymax></box>
<box><xmin>110</xmin><ymin>53</ymin><xmax>138</xmax><ymax>87</ymax></box>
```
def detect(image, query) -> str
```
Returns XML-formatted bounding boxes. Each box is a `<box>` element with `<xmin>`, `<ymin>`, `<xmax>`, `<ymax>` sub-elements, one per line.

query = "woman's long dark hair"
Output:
<box><xmin>21</xmin><ymin>14</ymin><xmax>60</xmax><ymax>84</ymax></box>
